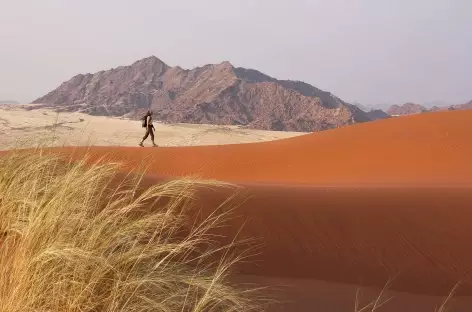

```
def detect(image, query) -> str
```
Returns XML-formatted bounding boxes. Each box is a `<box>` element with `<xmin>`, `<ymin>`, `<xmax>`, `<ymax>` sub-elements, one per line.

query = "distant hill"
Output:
<box><xmin>0</xmin><ymin>100</ymin><xmax>19</xmax><ymax>104</ymax></box>
<box><xmin>387</xmin><ymin>103</ymin><xmax>429</xmax><ymax>116</ymax></box>
<box><xmin>352</xmin><ymin>103</ymin><xmax>390</xmax><ymax>120</ymax></box>
<box><xmin>387</xmin><ymin>101</ymin><xmax>472</xmax><ymax>116</ymax></box>
<box><xmin>366</xmin><ymin>109</ymin><xmax>391</xmax><ymax>120</ymax></box>
<box><xmin>423</xmin><ymin>100</ymin><xmax>452</xmax><ymax>108</ymax></box>
<box><xmin>430</xmin><ymin>100</ymin><xmax>472</xmax><ymax>112</ymax></box>
<box><xmin>352</xmin><ymin>102</ymin><xmax>371</xmax><ymax>112</ymax></box>
<box><xmin>32</xmin><ymin>56</ymin><xmax>371</xmax><ymax>132</ymax></box>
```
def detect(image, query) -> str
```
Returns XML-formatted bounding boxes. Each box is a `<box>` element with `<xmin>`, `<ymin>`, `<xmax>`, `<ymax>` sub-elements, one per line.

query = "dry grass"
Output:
<box><xmin>0</xmin><ymin>148</ymin><xmax>263</xmax><ymax>312</ymax></box>
<box><xmin>354</xmin><ymin>278</ymin><xmax>461</xmax><ymax>312</ymax></box>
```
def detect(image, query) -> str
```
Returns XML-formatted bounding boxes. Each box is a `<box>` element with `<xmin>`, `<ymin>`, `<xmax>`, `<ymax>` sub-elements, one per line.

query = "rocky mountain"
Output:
<box><xmin>32</xmin><ymin>56</ymin><xmax>371</xmax><ymax>132</ymax></box>
<box><xmin>366</xmin><ymin>109</ymin><xmax>391</xmax><ymax>120</ymax></box>
<box><xmin>386</xmin><ymin>103</ymin><xmax>428</xmax><ymax>116</ymax></box>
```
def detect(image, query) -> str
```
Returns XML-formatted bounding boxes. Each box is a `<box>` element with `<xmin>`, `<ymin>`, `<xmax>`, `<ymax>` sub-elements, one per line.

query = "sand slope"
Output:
<box><xmin>47</xmin><ymin>110</ymin><xmax>472</xmax><ymax>185</ymax></box>
<box><xmin>123</xmin><ymin>176</ymin><xmax>472</xmax><ymax>297</ymax></box>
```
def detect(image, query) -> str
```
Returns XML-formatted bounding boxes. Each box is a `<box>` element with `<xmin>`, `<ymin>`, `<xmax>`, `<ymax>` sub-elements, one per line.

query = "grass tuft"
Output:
<box><xmin>0</xmin><ymin>148</ymin><xmax>263</xmax><ymax>312</ymax></box>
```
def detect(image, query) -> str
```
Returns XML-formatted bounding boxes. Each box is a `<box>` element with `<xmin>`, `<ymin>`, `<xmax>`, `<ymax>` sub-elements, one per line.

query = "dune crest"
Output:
<box><xmin>44</xmin><ymin>110</ymin><xmax>472</xmax><ymax>185</ymax></box>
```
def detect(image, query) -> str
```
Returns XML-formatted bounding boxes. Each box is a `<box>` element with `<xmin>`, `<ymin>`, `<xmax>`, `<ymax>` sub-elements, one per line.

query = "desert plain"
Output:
<box><xmin>0</xmin><ymin>104</ymin><xmax>304</xmax><ymax>149</ymax></box>
<box><xmin>2</xmin><ymin>104</ymin><xmax>472</xmax><ymax>311</ymax></box>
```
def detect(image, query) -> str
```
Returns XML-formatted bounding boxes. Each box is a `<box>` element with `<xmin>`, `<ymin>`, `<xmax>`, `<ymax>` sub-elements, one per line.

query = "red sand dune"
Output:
<box><xmin>3</xmin><ymin>110</ymin><xmax>472</xmax><ymax>309</ymax></box>
<box><xmin>46</xmin><ymin>110</ymin><xmax>472</xmax><ymax>185</ymax></box>
<box><xmin>231</xmin><ymin>275</ymin><xmax>472</xmax><ymax>312</ymax></box>
<box><xmin>139</xmin><ymin>178</ymin><xmax>472</xmax><ymax>297</ymax></box>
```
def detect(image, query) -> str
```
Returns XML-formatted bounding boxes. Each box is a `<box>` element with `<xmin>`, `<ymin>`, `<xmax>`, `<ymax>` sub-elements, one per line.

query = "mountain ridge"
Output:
<box><xmin>386</xmin><ymin>101</ymin><xmax>472</xmax><ymax>116</ymax></box>
<box><xmin>32</xmin><ymin>56</ymin><xmax>371</xmax><ymax>132</ymax></box>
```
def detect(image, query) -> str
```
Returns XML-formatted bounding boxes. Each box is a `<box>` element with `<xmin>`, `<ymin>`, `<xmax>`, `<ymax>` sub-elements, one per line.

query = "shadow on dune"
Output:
<box><xmin>109</xmin><ymin>171</ymin><xmax>472</xmax><ymax>311</ymax></box>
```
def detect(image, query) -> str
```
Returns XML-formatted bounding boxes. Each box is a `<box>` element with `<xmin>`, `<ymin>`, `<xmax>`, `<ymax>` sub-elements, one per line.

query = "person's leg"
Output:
<box><xmin>150</xmin><ymin>128</ymin><xmax>157</xmax><ymax>147</ymax></box>
<box><xmin>139</xmin><ymin>128</ymin><xmax>150</xmax><ymax>146</ymax></box>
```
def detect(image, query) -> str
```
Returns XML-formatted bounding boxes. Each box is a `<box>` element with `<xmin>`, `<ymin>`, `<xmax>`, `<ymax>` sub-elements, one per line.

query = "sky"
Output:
<box><xmin>0</xmin><ymin>0</ymin><xmax>470</xmax><ymax>107</ymax></box>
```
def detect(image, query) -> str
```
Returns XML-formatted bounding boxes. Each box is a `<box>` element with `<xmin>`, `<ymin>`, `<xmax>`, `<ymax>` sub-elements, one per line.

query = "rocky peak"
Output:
<box><xmin>130</xmin><ymin>56</ymin><xmax>169</xmax><ymax>76</ymax></box>
<box><xmin>387</xmin><ymin>103</ymin><xmax>427</xmax><ymax>116</ymax></box>
<box><xmin>216</xmin><ymin>61</ymin><xmax>233</xmax><ymax>69</ymax></box>
<box><xmin>133</xmin><ymin>55</ymin><xmax>167</xmax><ymax>66</ymax></box>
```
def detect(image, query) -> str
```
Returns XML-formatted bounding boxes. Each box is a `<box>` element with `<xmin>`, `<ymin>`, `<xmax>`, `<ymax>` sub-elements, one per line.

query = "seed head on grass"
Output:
<box><xmin>0</xmin><ymin>149</ymin><xmax>262</xmax><ymax>312</ymax></box>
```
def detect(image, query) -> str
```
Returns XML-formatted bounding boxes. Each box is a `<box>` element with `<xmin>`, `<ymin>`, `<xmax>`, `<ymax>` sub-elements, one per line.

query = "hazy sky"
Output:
<box><xmin>1</xmin><ymin>0</ymin><xmax>470</xmax><ymax>106</ymax></box>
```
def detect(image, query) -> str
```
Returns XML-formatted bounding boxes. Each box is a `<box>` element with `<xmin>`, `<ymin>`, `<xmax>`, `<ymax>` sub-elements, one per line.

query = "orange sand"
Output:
<box><xmin>134</xmin><ymin>177</ymin><xmax>472</xmax><ymax>297</ymax></box>
<box><xmin>3</xmin><ymin>110</ymin><xmax>472</xmax><ymax>307</ymax></box>
<box><xmin>232</xmin><ymin>275</ymin><xmax>472</xmax><ymax>312</ymax></box>
<box><xmin>42</xmin><ymin>110</ymin><xmax>472</xmax><ymax>185</ymax></box>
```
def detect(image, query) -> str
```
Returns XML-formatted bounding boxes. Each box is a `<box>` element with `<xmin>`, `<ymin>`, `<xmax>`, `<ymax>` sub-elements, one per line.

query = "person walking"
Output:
<box><xmin>139</xmin><ymin>110</ymin><xmax>158</xmax><ymax>147</ymax></box>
